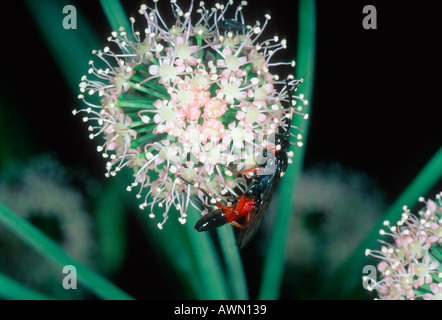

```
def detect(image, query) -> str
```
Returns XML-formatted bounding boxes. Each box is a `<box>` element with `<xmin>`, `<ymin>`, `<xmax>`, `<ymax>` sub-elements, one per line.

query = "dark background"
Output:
<box><xmin>0</xmin><ymin>0</ymin><xmax>441</xmax><ymax>299</ymax></box>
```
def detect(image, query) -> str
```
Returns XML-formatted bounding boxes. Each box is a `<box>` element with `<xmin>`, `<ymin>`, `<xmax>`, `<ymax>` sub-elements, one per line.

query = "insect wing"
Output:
<box><xmin>218</xmin><ymin>19</ymin><xmax>246</xmax><ymax>32</ymax></box>
<box><xmin>236</xmin><ymin>77</ymin><xmax>301</xmax><ymax>248</ymax></box>
<box><xmin>236</xmin><ymin>173</ymin><xmax>280</xmax><ymax>249</ymax></box>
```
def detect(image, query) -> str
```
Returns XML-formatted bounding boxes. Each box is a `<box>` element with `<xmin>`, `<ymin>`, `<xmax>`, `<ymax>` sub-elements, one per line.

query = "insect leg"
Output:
<box><xmin>233</xmin><ymin>195</ymin><xmax>246</xmax><ymax>215</ymax></box>
<box><xmin>241</xmin><ymin>166</ymin><xmax>263</xmax><ymax>176</ymax></box>
<box><xmin>245</xmin><ymin>209</ymin><xmax>254</xmax><ymax>226</ymax></box>
<box><xmin>230</xmin><ymin>221</ymin><xmax>246</xmax><ymax>229</ymax></box>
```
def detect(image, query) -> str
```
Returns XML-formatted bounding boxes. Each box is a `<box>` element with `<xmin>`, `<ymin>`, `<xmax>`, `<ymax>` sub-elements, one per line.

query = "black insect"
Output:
<box><xmin>191</xmin><ymin>76</ymin><xmax>303</xmax><ymax>248</ymax></box>
<box><xmin>217</xmin><ymin>19</ymin><xmax>247</xmax><ymax>33</ymax></box>
<box><xmin>235</xmin><ymin>77</ymin><xmax>303</xmax><ymax>248</ymax></box>
<box><xmin>179</xmin><ymin>175</ymin><xmax>259</xmax><ymax>232</ymax></box>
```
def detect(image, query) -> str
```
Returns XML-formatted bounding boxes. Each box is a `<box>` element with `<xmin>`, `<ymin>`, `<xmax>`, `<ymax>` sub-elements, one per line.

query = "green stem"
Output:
<box><xmin>217</xmin><ymin>225</ymin><xmax>249</xmax><ymax>299</ymax></box>
<box><xmin>113</xmin><ymin>173</ymin><xmax>203</xmax><ymax>299</ymax></box>
<box><xmin>184</xmin><ymin>207</ymin><xmax>230</xmax><ymax>299</ymax></box>
<box><xmin>432</xmin><ymin>269</ymin><xmax>442</xmax><ymax>282</ymax></box>
<box><xmin>134</xmin><ymin>125</ymin><xmax>157</xmax><ymax>135</ymax></box>
<box><xmin>130</xmin><ymin>132</ymin><xmax>164</xmax><ymax>149</ymax></box>
<box><xmin>431</xmin><ymin>245</ymin><xmax>442</xmax><ymax>265</ymax></box>
<box><xmin>196</xmin><ymin>35</ymin><xmax>204</xmax><ymax>60</ymax></box>
<box><xmin>99</xmin><ymin>0</ymin><xmax>133</xmax><ymax>40</ymax></box>
<box><xmin>118</xmin><ymin>101</ymin><xmax>155</xmax><ymax>109</ymax></box>
<box><xmin>132</xmin><ymin>75</ymin><xmax>169</xmax><ymax>94</ymax></box>
<box><xmin>129</xmin><ymin>82</ymin><xmax>167</xmax><ymax>99</ymax></box>
<box><xmin>129</xmin><ymin>120</ymin><xmax>156</xmax><ymax>129</ymax></box>
<box><xmin>0</xmin><ymin>272</ymin><xmax>55</xmax><ymax>300</ymax></box>
<box><xmin>0</xmin><ymin>201</ymin><xmax>133</xmax><ymax>300</ymax></box>
<box><xmin>258</xmin><ymin>0</ymin><xmax>316</xmax><ymax>300</ymax></box>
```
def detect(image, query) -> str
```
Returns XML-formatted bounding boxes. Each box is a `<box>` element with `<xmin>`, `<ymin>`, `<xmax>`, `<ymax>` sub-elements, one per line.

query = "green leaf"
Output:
<box><xmin>183</xmin><ymin>207</ymin><xmax>230</xmax><ymax>299</ymax></box>
<box><xmin>0</xmin><ymin>272</ymin><xmax>55</xmax><ymax>300</ymax></box>
<box><xmin>99</xmin><ymin>0</ymin><xmax>133</xmax><ymax>40</ymax></box>
<box><xmin>217</xmin><ymin>225</ymin><xmax>249</xmax><ymax>299</ymax></box>
<box><xmin>114</xmin><ymin>172</ymin><xmax>228</xmax><ymax>299</ymax></box>
<box><xmin>0</xmin><ymin>201</ymin><xmax>133</xmax><ymax>300</ymax></box>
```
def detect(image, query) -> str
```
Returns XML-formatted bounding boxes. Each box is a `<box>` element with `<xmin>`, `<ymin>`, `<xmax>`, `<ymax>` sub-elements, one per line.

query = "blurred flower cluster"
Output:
<box><xmin>75</xmin><ymin>0</ymin><xmax>307</xmax><ymax>228</ymax></box>
<box><xmin>0</xmin><ymin>155</ymin><xmax>95</xmax><ymax>298</ymax></box>
<box><xmin>366</xmin><ymin>192</ymin><xmax>442</xmax><ymax>300</ymax></box>
<box><xmin>261</xmin><ymin>164</ymin><xmax>383</xmax><ymax>297</ymax></box>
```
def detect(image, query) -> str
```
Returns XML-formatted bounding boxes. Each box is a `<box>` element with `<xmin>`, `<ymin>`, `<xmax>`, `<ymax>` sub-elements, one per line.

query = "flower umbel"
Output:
<box><xmin>365</xmin><ymin>192</ymin><xmax>442</xmax><ymax>300</ymax></box>
<box><xmin>74</xmin><ymin>0</ymin><xmax>307</xmax><ymax>228</ymax></box>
